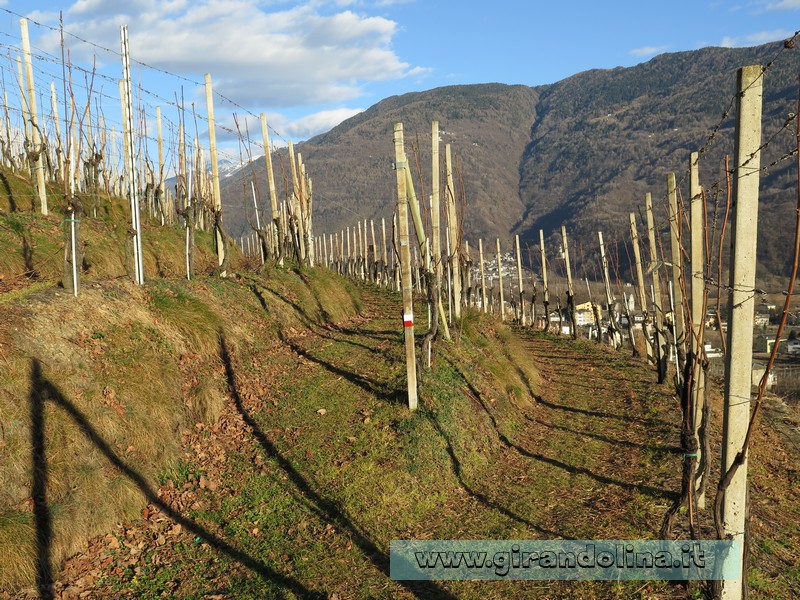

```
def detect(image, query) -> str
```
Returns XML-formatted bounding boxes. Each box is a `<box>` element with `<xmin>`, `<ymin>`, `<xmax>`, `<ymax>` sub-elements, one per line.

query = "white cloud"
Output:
<box><xmin>32</xmin><ymin>0</ymin><xmax>419</xmax><ymax>109</ymax></box>
<box><xmin>764</xmin><ymin>0</ymin><xmax>800</xmax><ymax>9</ymax></box>
<box><xmin>284</xmin><ymin>107</ymin><xmax>364</xmax><ymax>138</ymax></box>
<box><xmin>720</xmin><ymin>28</ymin><xmax>793</xmax><ymax>46</ymax></box>
<box><xmin>630</xmin><ymin>45</ymin><xmax>669</xmax><ymax>58</ymax></box>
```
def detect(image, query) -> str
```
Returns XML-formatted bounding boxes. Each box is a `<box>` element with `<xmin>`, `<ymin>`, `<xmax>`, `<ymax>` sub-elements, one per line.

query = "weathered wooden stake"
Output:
<box><xmin>381</xmin><ymin>217</ymin><xmax>388</xmax><ymax>285</ymax></box>
<box><xmin>646</xmin><ymin>193</ymin><xmax>667</xmax><ymax>382</ymax></box>
<box><xmin>689</xmin><ymin>151</ymin><xmax>707</xmax><ymax>509</ymax></box>
<box><xmin>630</xmin><ymin>213</ymin><xmax>654</xmax><ymax>362</ymax></box>
<box><xmin>120</xmin><ymin>26</ymin><xmax>143</xmax><ymax>284</ymax></box>
<box><xmin>540</xmin><ymin>230</ymin><xmax>550</xmax><ymax>331</ymax></box>
<box><xmin>393</xmin><ymin>123</ymin><xmax>418</xmax><ymax>411</ymax></box>
<box><xmin>668</xmin><ymin>172</ymin><xmax>686</xmax><ymax>366</ymax></box>
<box><xmin>479</xmin><ymin>238</ymin><xmax>487</xmax><ymax>314</ymax></box>
<box><xmin>204</xmin><ymin>73</ymin><xmax>225</xmax><ymax>274</ymax></box>
<box><xmin>515</xmin><ymin>235</ymin><xmax>526</xmax><ymax>325</ymax></box>
<box><xmin>20</xmin><ymin>19</ymin><xmax>47</xmax><ymax>215</ymax></box>
<box><xmin>561</xmin><ymin>226</ymin><xmax>577</xmax><ymax>338</ymax></box>
<box><xmin>444</xmin><ymin>144</ymin><xmax>461</xmax><ymax>320</ymax></box>
<box><xmin>496</xmin><ymin>238</ymin><xmax>505</xmax><ymax>322</ymax></box>
<box><xmin>598</xmin><ymin>231</ymin><xmax>619</xmax><ymax>348</ymax></box>
<box><xmin>156</xmin><ymin>106</ymin><xmax>164</xmax><ymax>224</ymax></box>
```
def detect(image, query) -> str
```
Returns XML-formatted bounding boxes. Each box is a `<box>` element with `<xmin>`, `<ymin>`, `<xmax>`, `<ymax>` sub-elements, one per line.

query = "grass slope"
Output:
<box><xmin>1</xmin><ymin>277</ymin><xmax>794</xmax><ymax>599</ymax></box>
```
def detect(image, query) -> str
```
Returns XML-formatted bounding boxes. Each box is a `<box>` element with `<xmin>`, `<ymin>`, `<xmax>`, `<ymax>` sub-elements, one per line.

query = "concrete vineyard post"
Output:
<box><xmin>720</xmin><ymin>65</ymin><xmax>763</xmax><ymax>600</ymax></box>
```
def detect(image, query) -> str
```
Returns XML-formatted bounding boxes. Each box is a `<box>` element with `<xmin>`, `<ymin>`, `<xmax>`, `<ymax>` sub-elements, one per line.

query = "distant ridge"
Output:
<box><xmin>222</xmin><ymin>40</ymin><xmax>800</xmax><ymax>277</ymax></box>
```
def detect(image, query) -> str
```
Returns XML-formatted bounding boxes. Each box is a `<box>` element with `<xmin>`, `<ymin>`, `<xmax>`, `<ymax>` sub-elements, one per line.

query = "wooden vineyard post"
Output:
<box><xmin>20</xmin><ymin>18</ymin><xmax>48</xmax><ymax>215</ymax></box>
<box><xmin>50</xmin><ymin>82</ymin><xmax>63</xmax><ymax>184</ymax></box>
<box><xmin>445</xmin><ymin>144</ymin><xmax>462</xmax><ymax>320</ymax></box>
<box><xmin>465</xmin><ymin>241</ymin><xmax>473</xmax><ymax>308</ymax></box>
<box><xmin>479</xmin><ymin>239</ymin><xmax>487</xmax><ymax>314</ymax></box>
<box><xmin>561</xmin><ymin>226</ymin><xmax>578</xmax><ymax>339</ymax></box>
<box><xmin>204</xmin><ymin>73</ymin><xmax>225</xmax><ymax>275</ymax></box>
<box><xmin>432</xmin><ymin>121</ymin><xmax>447</xmax><ymax>323</ymax></box>
<box><xmin>340</xmin><ymin>230</ymin><xmax>345</xmax><ymax>275</ymax></box>
<box><xmin>719</xmin><ymin>65</ymin><xmax>763</xmax><ymax>600</ymax></box>
<box><xmin>381</xmin><ymin>217</ymin><xmax>388</xmax><ymax>285</ymax></box>
<box><xmin>120</xmin><ymin>26</ymin><xmax>144</xmax><ymax>285</ymax></box>
<box><xmin>445</xmin><ymin>228</ymin><xmax>453</xmax><ymax>321</ymax></box>
<box><xmin>540</xmin><ymin>230</ymin><xmax>550</xmax><ymax>332</ymax></box>
<box><xmin>15</xmin><ymin>57</ymin><xmax>31</xmax><ymax>154</ymax></box>
<box><xmin>392</xmin><ymin>123</ymin><xmax>418</xmax><ymax>411</ymax></box>
<box><xmin>288</xmin><ymin>142</ymin><xmax>305</xmax><ymax>263</ymax></box>
<box><xmin>357</xmin><ymin>220</ymin><xmax>365</xmax><ymax>280</ymax></box>
<box><xmin>261</xmin><ymin>114</ymin><xmax>281</xmax><ymax>263</ymax></box>
<box><xmin>586</xmin><ymin>277</ymin><xmax>602</xmax><ymax>341</ymax></box>
<box><xmin>496</xmin><ymin>238</ymin><xmax>505</xmax><ymax>322</ymax></box>
<box><xmin>370</xmin><ymin>220</ymin><xmax>377</xmax><ymax>281</ymax></box>
<box><xmin>598</xmin><ymin>231</ymin><xmax>619</xmax><ymax>348</ymax></box>
<box><xmin>630</xmin><ymin>213</ymin><xmax>654</xmax><ymax>362</ymax></box>
<box><xmin>668</xmin><ymin>172</ymin><xmax>686</xmax><ymax>367</ymax></box>
<box><xmin>646</xmin><ymin>192</ymin><xmax>667</xmax><ymax>382</ymax></box>
<box><xmin>515</xmin><ymin>235</ymin><xmax>525</xmax><ymax>324</ymax></box>
<box><xmin>156</xmin><ymin>106</ymin><xmax>165</xmax><ymax>224</ymax></box>
<box><xmin>393</xmin><ymin>213</ymin><xmax>400</xmax><ymax>291</ymax></box>
<box><xmin>346</xmin><ymin>226</ymin><xmax>352</xmax><ymax>277</ymax></box>
<box><xmin>689</xmin><ymin>151</ymin><xmax>707</xmax><ymax>509</ymax></box>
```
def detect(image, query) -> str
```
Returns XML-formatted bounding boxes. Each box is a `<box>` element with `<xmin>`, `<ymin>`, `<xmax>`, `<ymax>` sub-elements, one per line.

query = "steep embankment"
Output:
<box><xmin>0</xmin><ymin>266</ymin><xmax>362</xmax><ymax>595</ymax></box>
<box><xmin>2</xmin><ymin>274</ymin><xmax>798</xmax><ymax>599</ymax></box>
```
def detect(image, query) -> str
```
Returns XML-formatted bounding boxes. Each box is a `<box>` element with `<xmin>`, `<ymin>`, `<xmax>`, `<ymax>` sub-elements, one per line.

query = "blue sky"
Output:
<box><xmin>0</xmin><ymin>0</ymin><xmax>797</xmax><ymax>161</ymax></box>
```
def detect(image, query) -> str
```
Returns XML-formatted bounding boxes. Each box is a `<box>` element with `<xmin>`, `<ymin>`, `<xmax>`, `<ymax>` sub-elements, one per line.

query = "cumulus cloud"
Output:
<box><xmin>31</xmin><ymin>0</ymin><xmax>419</xmax><ymax>110</ymax></box>
<box><xmin>720</xmin><ymin>28</ymin><xmax>794</xmax><ymax>47</ymax></box>
<box><xmin>284</xmin><ymin>107</ymin><xmax>364</xmax><ymax>138</ymax></box>
<box><xmin>630</xmin><ymin>45</ymin><xmax>669</xmax><ymax>57</ymax></box>
<box><xmin>764</xmin><ymin>0</ymin><xmax>800</xmax><ymax>9</ymax></box>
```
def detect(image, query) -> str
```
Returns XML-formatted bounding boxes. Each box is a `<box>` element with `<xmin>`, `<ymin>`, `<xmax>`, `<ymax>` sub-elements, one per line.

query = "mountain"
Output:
<box><xmin>221</xmin><ymin>40</ymin><xmax>800</xmax><ymax>277</ymax></box>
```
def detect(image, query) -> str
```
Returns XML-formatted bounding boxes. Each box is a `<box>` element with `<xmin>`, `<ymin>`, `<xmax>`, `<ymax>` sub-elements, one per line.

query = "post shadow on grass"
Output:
<box><xmin>218</xmin><ymin>331</ymin><xmax>458</xmax><ymax>600</ymax></box>
<box><xmin>277</xmin><ymin>329</ymin><xmax>406</xmax><ymax>405</ymax></box>
<box><xmin>525</xmin><ymin>416</ymin><xmax>681</xmax><ymax>456</ymax></box>
<box><xmin>445</xmin><ymin>358</ymin><xmax>678</xmax><ymax>502</ymax></box>
<box><xmin>422</xmin><ymin>406</ymin><xmax>564</xmax><ymax>539</ymax></box>
<box><xmin>0</xmin><ymin>171</ymin><xmax>16</xmax><ymax>212</ymax></box>
<box><xmin>497</xmin><ymin>343</ymin><xmax>668</xmax><ymax>428</ymax></box>
<box><xmin>248</xmin><ymin>277</ymin><xmax>397</xmax><ymax>343</ymax></box>
<box><xmin>29</xmin><ymin>360</ymin><xmax>54</xmax><ymax>600</ymax></box>
<box><xmin>27</xmin><ymin>358</ymin><xmax>324</xmax><ymax>600</ymax></box>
